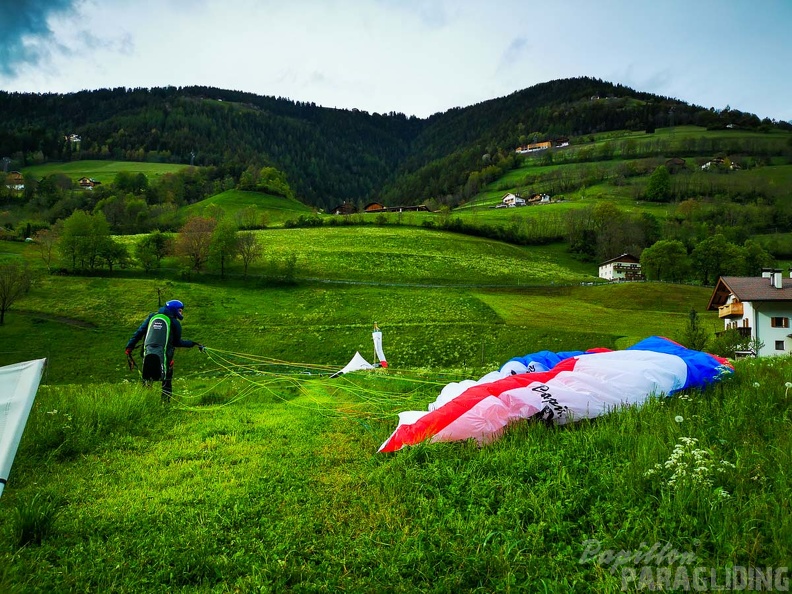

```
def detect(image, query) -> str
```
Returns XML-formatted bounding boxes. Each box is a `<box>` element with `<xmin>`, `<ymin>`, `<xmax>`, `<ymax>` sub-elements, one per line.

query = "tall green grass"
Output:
<box><xmin>0</xmin><ymin>356</ymin><xmax>789</xmax><ymax>592</ymax></box>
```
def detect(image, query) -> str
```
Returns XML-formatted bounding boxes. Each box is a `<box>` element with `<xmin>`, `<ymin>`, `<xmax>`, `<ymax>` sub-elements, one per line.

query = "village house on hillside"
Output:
<box><xmin>331</xmin><ymin>201</ymin><xmax>357</xmax><ymax>215</ymax></box>
<box><xmin>707</xmin><ymin>269</ymin><xmax>792</xmax><ymax>357</ymax></box>
<box><xmin>527</xmin><ymin>193</ymin><xmax>551</xmax><ymax>204</ymax></box>
<box><xmin>332</xmin><ymin>202</ymin><xmax>430</xmax><ymax>215</ymax></box>
<box><xmin>598</xmin><ymin>253</ymin><xmax>644</xmax><ymax>281</ymax></box>
<box><xmin>500</xmin><ymin>193</ymin><xmax>525</xmax><ymax>207</ymax></box>
<box><xmin>78</xmin><ymin>177</ymin><xmax>101</xmax><ymax>189</ymax></box>
<box><xmin>5</xmin><ymin>171</ymin><xmax>24</xmax><ymax>191</ymax></box>
<box><xmin>515</xmin><ymin>137</ymin><xmax>569</xmax><ymax>154</ymax></box>
<box><xmin>665</xmin><ymin>157</ymin><xmax>688</xmax><ymax>173</ymax></box>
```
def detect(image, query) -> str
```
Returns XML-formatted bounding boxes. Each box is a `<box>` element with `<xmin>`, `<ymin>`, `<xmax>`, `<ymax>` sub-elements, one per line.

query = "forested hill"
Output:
<box><xmin>1</xmin><ymin>77</ymin><xmax>787</xmax><ymax>209</ymax></box>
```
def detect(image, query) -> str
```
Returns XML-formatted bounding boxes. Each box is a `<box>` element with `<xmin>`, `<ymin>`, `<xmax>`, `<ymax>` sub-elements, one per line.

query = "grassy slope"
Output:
<box><xmin>454</xmin><ymin>125</ymin><xmax>792</xmax><ymax>226</ymax></box>
<box><xmin>1</xmin><ymin>127</ymin><xmax>790</xmax><ymax>590</ymax></box>
<box><xmin>20</xmin><ymin>160</ymin><xmax>189</xmax><ymax>184</ymax></box>
<box><xmin>1</xmin><ymin>343</ymin><xmax>789</xmax><ymax>591</ymax></box>
<box><xmin>1</xmin><ymin>228</ymin><xmax>718</xmax><ymax>384</ymax></box>
<box><xmin>181</xmin><ymin>189</ymin><xmax>314</xmax><ymax>226</ymax></box>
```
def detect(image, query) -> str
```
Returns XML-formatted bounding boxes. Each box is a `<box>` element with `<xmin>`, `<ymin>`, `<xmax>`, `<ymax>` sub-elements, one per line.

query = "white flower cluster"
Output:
<box><xmin>644</xmin><ymin>437</ymin><xmax>735</xmax><ymax>495</ymax></box>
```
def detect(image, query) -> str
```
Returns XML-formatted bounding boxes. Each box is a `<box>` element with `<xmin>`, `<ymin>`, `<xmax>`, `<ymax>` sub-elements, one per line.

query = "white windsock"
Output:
<box><xmin>372</xmin><ymin>327</ymin><xmax>388</xmax><ymax>368</ymax></box>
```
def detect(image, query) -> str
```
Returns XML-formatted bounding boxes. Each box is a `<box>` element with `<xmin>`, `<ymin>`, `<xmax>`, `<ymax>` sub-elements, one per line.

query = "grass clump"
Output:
<box><xmin>11</xmin><ymin>492</ymin><xmax>63</xmax><ymax>547</ymax></box>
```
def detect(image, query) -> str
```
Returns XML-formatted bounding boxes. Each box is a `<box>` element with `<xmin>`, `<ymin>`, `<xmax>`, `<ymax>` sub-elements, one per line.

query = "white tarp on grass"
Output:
<box><xmin>330</xmin><ymin>352</ymin><xmax>374</xmax><ymax>378</ymax></box>
<box><xmin>0</xmin><ymin>359</ymin><xmax>46</xmax><ymax>497</ymax></box>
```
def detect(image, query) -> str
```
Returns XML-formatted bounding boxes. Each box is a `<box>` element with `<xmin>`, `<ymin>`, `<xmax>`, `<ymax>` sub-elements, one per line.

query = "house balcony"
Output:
<box><xmin>715</xmin><ymin>327</ymin><xmax>752</xmax><ymax>338</ymax></box>
<box><xmin>718</xmin><ymin>302</ymin><xmax>743</xmax><ymax>318</ymax></box>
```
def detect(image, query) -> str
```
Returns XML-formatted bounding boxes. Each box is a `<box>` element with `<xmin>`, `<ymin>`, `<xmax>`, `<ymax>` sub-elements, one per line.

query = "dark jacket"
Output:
<box><xmin>126</xmin><ymin>306</ymin><xmax>197</xmax><ymax>359</ymax></box>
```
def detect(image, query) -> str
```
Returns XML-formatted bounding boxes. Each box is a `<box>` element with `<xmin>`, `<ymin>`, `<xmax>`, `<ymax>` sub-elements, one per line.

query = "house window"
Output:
<box><xmin>770</xmin><ymin>317</ymin><xmax>789</xmax><ymax>328</ymax></box>
<box><xmin>775</xmin><ymin>340</ymin><xmax>785</xmax><ymax>351</ymax></box>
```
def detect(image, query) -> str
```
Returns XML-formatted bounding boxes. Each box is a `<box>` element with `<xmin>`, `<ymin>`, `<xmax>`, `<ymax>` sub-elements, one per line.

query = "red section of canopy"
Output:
<box><xmin>379</xmin><ymin>357</ymin><xmax>579</xmax><ymax>453</ymax></box>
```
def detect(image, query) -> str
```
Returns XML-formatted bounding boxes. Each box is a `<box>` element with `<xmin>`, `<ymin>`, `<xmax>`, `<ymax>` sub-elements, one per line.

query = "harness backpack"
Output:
<box><xmin>141</xmin><ymin>313</ymin><xmax>171</xmax><ymax>381</ymax></box>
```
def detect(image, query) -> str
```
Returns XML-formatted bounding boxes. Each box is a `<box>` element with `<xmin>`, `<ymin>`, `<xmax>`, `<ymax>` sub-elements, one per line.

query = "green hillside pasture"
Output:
<box><xmin>251</xmin><ymin>226</ymin><xmax>596</xmax><ymax>285</ymax></box>
<box><xmin>586</xmin><ymin>125</ymin><xmax>792</xmax><ymax>146</ymax></box>
<box><xmin>474</xmin><ymin>283</ymin><xmax>719</xmax><ymax>350</ymax></box>
<box><xmin>21</xmin><ymin>160</ymin><xmax>189</xmax><ymax>184</ymax></box>
<box><xmin>111</xmin><ymin>226</ymin><xmax>599</xmax><ymax>284</ymax></box>
<box><xmin>182</xmin><ymin>190</ymin><xmax>314</xmax><ymax>227</ymax></box>
<box><xmin>1</xmin><ymin>355</ymin><xmax>789</xmax><ymax>591</ymax></box>
<box><xmin>3</xmin><ymin>272</ymin><xmax>716</xmax><ymax>385</ymax></box>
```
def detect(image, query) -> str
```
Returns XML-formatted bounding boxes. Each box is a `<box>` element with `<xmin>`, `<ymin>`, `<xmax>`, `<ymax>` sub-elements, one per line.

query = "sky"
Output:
<box><xmin>1</xmin><ymin>0</ymin><xmax>791</xmax><ymax>122</ymax></box>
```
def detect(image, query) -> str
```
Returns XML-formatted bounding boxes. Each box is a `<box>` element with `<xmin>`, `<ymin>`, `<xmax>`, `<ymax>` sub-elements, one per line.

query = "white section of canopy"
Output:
<box><xmin>0</xmin><ymin>359</ymin><xmax>46</xmax><ymax>497</ymax></box>
<box><xmin>330</xmin><ymin>352</ymin><xmax>375</xmax><ymax>378</ymax></box>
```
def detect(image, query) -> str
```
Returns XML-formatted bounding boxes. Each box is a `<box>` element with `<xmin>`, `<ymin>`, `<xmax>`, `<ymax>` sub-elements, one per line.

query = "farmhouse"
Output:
<box><xmin>331</xmin><ymin>201</ymin><xmax>357</xmax><ymax>215</ymax></box>
<box><xmin>701</xmin><ymin>158</ymin><xmax>740</xmax><ymax>171</ymax></box>
<box><xmin>501</xmin><ymin>193</ymin><xmax>526</xmax><ymax>207</ymax></box>
<box><xmin>515</xmin><ymin>141</ymin><xmax>552</xmax><ymax>154</ymax></box>
<box><xmin>707</xmin><ymin>269</ymin><xmax>792</xmax><ymax>357</ymax></box>
<box><xmin>665</xmin><ymin>157</ymin><xmax>687</xmax><ymax>173</ymax></box>
<box><xmin>339</xmin><ymin>203</ymin><xmax>430</xmax><ymax>215</ymax></box>
<box><xmin>5</xmin><ymin>171</ymin><xmax>24</xmax><ymax>191</ymax></box>
<box><xmin>78</xmin><ymin>177</ymin><xmax>101</xmax><ymax>189</ymax></box>
<box><xmin>515</xmin><ymin>138</ymin><xmax>569</xmax><ymax>153</ymax></box>
<box><xmin>527</xmin><ymin>193</ymin><xmax>551</xmax><ymax>204</ymax></box>
<box><xmin>598</xmin><ymin>253</ymin><xmax>644</xmax><ymax>281</ymax></box>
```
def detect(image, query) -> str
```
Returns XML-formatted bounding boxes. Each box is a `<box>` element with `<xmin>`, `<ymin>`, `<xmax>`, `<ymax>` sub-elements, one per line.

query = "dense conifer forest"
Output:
<box><xmin>3</xmin><ymin>77</ymin><xmax>788</xmax><ymax>210</ymax></box>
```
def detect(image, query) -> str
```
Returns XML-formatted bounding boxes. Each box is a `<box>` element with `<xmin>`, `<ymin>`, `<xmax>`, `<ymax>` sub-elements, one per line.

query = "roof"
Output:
<box><xmin>707</xmin><ymin>276</ymin><xmax>792</xmax><ymax>311</ymax></box>
<box><xmin>599</xmin><ymin>253</ymin><xmax>640</xmax><ymax>266</ymax></box>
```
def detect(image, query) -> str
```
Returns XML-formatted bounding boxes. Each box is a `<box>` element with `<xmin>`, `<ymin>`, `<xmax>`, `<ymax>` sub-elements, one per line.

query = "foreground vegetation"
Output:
<box><xmin>1</xmin><ymin>218</ymin><xmax>788</xmax><ymax>592</ymax></box>
<box><xmin>1</xmin><ymin>85</ymin><xmax>790</xmax><ymax>590</ymax></box>
<box><xmin>1</xmin><ymin>352</ymin><xmax>789</xmax><ymax>592</ymax></box>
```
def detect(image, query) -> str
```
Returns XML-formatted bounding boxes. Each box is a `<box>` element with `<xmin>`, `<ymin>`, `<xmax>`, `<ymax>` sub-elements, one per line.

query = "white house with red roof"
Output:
<box><xmin>707</xmin><ymin>269</ymin><xmax>792</xmax><ymax>357</ymax></box>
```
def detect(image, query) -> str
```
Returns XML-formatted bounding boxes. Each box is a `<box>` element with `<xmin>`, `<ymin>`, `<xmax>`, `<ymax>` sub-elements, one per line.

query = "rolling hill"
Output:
<box><xmin>3</xmin><ymin>77</ymin><xmax>788</xmax><ymax>210</ymax></box>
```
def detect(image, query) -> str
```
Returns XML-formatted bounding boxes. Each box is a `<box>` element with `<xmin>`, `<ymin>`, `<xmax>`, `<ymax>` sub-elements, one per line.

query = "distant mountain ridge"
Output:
<box><xmin>1</xmin><ymin>77</ymin><xmax>787</xmax><ymax>209</ymax></box>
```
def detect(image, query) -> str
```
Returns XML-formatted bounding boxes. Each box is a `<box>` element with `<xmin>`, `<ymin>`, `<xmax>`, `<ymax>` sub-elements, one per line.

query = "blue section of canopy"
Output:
<box><xmin>501</xmin><ymin>349</ymin><xmax>586</xmax><ymax>371</ymax></box>
<box><xmin>502</xmin><ymin>336</ymin><xmax>731</xmax><ymax>393</ymax></box>
<box><xmin>626</xmin><ymin>336</ymin><xmax>732</xmax><ymax>391</ymax></box>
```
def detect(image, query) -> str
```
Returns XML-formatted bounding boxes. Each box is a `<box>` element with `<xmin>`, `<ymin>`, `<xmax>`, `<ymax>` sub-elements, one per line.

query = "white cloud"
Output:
<box><xmin>1</xmin><ymin>0</ymin><xmax>790</xmax><ymax>121</ymax></box>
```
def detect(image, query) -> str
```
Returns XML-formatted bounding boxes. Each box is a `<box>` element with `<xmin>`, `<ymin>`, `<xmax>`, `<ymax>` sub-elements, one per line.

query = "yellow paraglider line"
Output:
<box><xmin>169</xmin><ymin>347</ymin><xmax>447</xmax><ymax>420</ymax></box>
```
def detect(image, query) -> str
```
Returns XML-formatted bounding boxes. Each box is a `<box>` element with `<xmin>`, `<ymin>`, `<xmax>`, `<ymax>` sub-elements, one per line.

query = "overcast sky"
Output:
<box><xmin>2</xmin><ymin>0</ymin><xmax>791</xmax><ymax>121</ymax></box>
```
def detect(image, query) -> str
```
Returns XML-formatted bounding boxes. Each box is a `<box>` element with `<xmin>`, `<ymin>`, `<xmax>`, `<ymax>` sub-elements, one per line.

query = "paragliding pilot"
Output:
<box><xmin>125</xmin><ymin>299</ymin><xmax>204</xmax><ymax>402</ymax></box>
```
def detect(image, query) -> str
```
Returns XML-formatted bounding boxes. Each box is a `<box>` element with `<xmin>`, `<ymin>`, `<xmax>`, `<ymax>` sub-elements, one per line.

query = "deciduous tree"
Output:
<box><xmin>210</xmin><ymin>218</ymin><xmax>239</xmax><ymax>279</ymax></box>
<box><xmin>640</xmin><ymin>240</ymin><xmax>690</xmax><ymax>281</ymax></box>
<box><xmin>645</xmin><ymin>165</ymin><xmax>671</xmax><ymax>202</ymax></box>
<box><xmin>58</xmin><ymin>210</ymin><xmax>112</xmax><ymax>272</ymax></box>
<box><xmin>34</xmin><ymin>225</ymin><xmax>60</xmax><ymax>272</ymax></box>
<box><xmin>0</xmin><ymin>260</ymin><xmax>33</xmax><ymax>325</ymax></box>
<box><xmin>175</xmin><ymin>216</ymin><xmax>216</xmax><ymax>273</ymax></box>
<box><xmin>237</xmin><ymin>232</ymin><xmax>262</xmax><ymax>278</ymax></box>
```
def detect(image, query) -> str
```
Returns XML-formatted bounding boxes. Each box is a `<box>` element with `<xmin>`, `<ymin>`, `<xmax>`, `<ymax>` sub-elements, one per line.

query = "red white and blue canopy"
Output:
<box><xmin>379</xmin><ymin>337</ymin><xmax>732</xmax><ymax>453</ymax></box>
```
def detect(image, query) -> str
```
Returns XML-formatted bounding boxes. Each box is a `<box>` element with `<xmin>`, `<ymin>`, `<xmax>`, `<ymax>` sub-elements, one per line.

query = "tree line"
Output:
<box><xmin>4</xmin><ymin>78</ymin><xmax>788</xmax><ymax>210</ymax></box>
<box><xmin>32</xmin><ymin>210</ymin><xmax>296</xmax><ymax>284</ymax></box>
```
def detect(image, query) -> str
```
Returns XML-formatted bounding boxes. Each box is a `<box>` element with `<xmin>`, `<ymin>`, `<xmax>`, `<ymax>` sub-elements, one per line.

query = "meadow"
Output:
<box><xmin>182</xmin><ymin>190</ymin><xmax>314</xmax><ymax>227</ymax></box>
<box><xmin>3</xmin><ymin>221</ymin><xmax>790</xmax><ymax>592</ymax></box>
<box><xmin>2</xmin><ymin>126</ymin><xmax>791</xmax><ymax>591</ymax></box>
<box><xmin>20</xmin><ymin>160</ymin><xmax>190</xmax><ymax>185</ymax></box>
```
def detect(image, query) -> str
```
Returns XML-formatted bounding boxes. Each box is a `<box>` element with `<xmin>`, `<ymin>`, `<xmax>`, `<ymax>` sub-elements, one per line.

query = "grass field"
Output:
<box><xmin>0</xmin><ymin>328</ymin><xmax>789</xmax><ymax>591</ymax></box>
<box><xmin>2</xmin><ymin>126</ymin><xmax>791</xmax><ymax>591</ymax></box>
<box><xmin>182</xmin><ymin>190</ymin><xmax>314</xmax><ymax>227</ymax></box>
<box><xmin>20</xmin><ymin>160</ymin><xmax>189</xmax><ymax>184</ymax></box>
<box><xmin>1</xmin><ymin>227</ymin><xmax>718</xmax><ymax>386</ymax></box>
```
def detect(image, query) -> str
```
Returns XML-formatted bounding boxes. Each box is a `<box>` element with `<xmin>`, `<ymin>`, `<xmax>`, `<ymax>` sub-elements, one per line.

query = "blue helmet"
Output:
<box><xmin>165</xmin><ymin>299</ymin><xmax>184</xmax><ymax>320</ymax></box>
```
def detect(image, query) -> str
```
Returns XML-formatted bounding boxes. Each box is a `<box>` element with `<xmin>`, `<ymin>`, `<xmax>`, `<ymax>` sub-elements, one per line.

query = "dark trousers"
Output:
<box><xmin>162</xmin><ymin>359</ymin><xmax>174</xmax><ymax>402</ymax></box>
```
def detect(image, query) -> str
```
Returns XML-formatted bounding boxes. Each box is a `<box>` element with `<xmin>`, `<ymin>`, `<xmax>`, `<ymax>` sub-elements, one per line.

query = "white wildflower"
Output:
<box><xmin>675</xmin><ymin>415</ymin><xmax>684</xmax><ymax>423</ymax></box>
